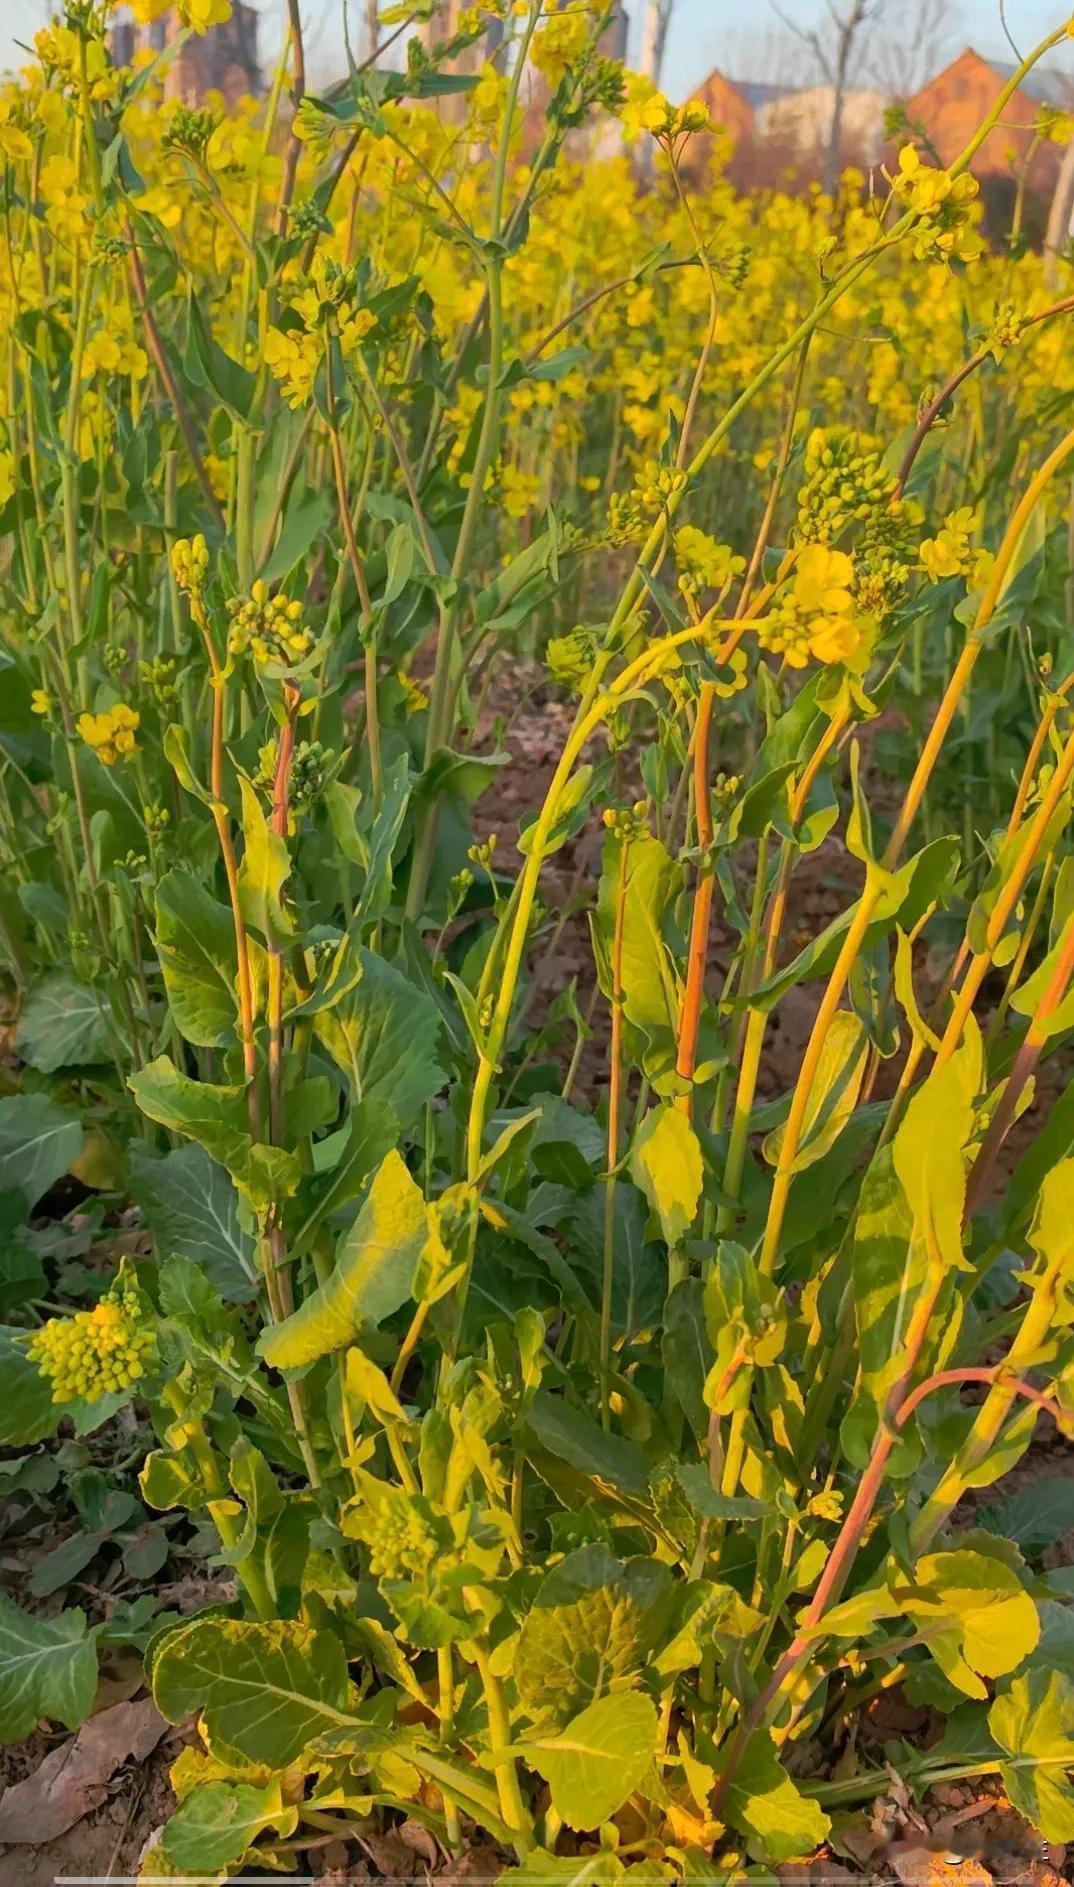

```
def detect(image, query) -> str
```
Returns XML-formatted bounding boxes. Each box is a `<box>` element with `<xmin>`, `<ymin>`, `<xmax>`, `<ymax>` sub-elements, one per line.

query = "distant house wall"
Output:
<box><xmin>906</xmin><ymin>47</ymin><xmax>1061</xmax><ymax>185</ymax></box>
<box><xmin>110</xmin><ymin>3</ymin><xmax>263</xmax><ymax>106</ymax></box>
<box><xmin>691</xmin><ymin>71</ymin><xmax>756</xmax><ymax>148</ymax></box>
<box><xmin>758</xmin><ymin>85</ymin><xmax>886</xmax><ymax>165</ymax></box>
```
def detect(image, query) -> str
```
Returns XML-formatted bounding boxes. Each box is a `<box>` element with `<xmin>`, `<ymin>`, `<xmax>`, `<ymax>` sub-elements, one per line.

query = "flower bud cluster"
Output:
<box><xmin>602</xmin><ymin>799</ymin><xmax>650</xmax><ymax>842</ymax></box>
<box><xmin>631</xmin><ymin>461</ymin><xmax>688</xmax><ymax>513</ymax></box>
<box><xmin>546</xmin><ymin>627</ymin><xmax>598</xmax><ymax>692</ymax></box>
<box><xmin>28</xmin><ymin>1277</ymin><xmax>157</xmax><ymax>1404</ymax></box>
<box><xmin>226</xmin><ymin>581</ymin><xmax>312</xmax><ymax>668</ymax></box>
<box><xmin>171</xmin><ymin>534</ymin><xmax>209</xmax><ymax>597</ymax></box>
<box><xmin>362</xmin><ymin>1500</ymin><xmax>439</xmax><ymax>1580</ymax></box>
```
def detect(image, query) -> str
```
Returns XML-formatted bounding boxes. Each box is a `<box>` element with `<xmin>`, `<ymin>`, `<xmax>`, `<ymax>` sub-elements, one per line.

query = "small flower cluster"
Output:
<box><xmin>171</xmin><ymin>534</ymin><xmax>209</xmax><ymax>597</ymax></box>
<box><xmin>254</xmin><ymin>736</ymin><xmax>330</xmax><ymax>810</ymax></box>
<box><xmin>163</xmin><ymin>104</ymin><xmax>218</xmax><ymax>162</ymax></box>
<box><xmin>987</xmin><ymin>302</ymin><xmax>1029</xmax><ymax>361</ymax></box>
<box><xmin>758</xmin><ymin>545</ymin><xmax>862</xmax><ymax>670</ymax></box>
<box><xmin>606</xmin><ymin>491</ymin><xmax>646</xmax><ymax>546</ymax></box>
<box><xmin>547</xmin><ymin>627</ymin><xmax>598</xmax><ymax>692</ymax></box>
<box><xmin>796</xmin><ymin>429</ymin><xmax>896</xmax><ymax>544</ymax></box>
<box><xmin>618</xmin><ymin>73</ymin><xmax>711</xmax><ymax>143</ymax></box>
<box><xmin>602</xmin><ymin>799</ymin><xmax>650</xmax><ymax>842</ymax></box>
<box><xmin>226</xmin><ymin>581</ymin><xmax>312</xmax><ymax>668</ymax></box>
<box><xmin>675</xmin><ymin>526</ymin><xmax>746</xmax><ymax>597</ymax></box>
<box><xmin>631</xmin><ymin>461</ymin><xmax>687</xmax><ymax>513</ymax></box>
<box><xmin>796</xmin><ymin>428</ymin><xmax>919</xmax><ymax>622</ymax></box>
<box><xmin>919</xmin><ymin>505</ymin><xmax>988</xmax><ymax>584</ymax></box>
<box><xmin>265</xmin><ymin>257</ymin><xmax>377</xmax><ymax>408</ymax></box>
<box><xmin>360</xmin><ymin>1494</ymin><xmax>440</xmax><ymax>1580</ymax></box>
<box><xmin>140</xmin><ymin>655</ymin><xmax>179</xmax><ymax>709</ymax></box>
<box><xmin>28</xmin><ymin>1276</ymin><xmax>157</xmax><ymax>1404</ymax></box>
<box><xmin>77</xmin><ymin>703</ymin><xmax>140</xmax><ymax>765</ymax></box>
<box><xmin>891</xmin><ymin>145</ymin><xmax>982</xmax><ymax>264</ymax></box>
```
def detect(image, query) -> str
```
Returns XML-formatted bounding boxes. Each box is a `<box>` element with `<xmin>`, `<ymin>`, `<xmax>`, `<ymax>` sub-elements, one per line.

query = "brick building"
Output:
<box><xmin>905</xmin><ymin>48</ymin><xmax>1070</xmax><ymax>187</ymax></box>
<box><xmin>110</xmin><ymin>4</ymin><xmax>263</xmax><ymax>108</ymax></box>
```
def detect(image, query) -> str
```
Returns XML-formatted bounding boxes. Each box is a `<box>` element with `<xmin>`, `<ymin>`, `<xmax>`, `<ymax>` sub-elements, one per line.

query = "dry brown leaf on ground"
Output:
<box><xmin>0</xmin><ymin>1694</ymin><xmax>167</xmax><ymax>1845</ymax></box>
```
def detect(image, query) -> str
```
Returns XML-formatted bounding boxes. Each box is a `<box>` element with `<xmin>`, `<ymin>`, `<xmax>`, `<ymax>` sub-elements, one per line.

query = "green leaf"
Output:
<box><xmin>314</xmin><ymin>948</ymin><xmax>444</xmax><ymax>1134</ymax></box>
<box><xmin>0</xmin><ymin>1593</ymin><xmax>98</xmax><ymax>1742</ymax></box>
<box><xmin>504</xmin><ymin>1852</ymin><xmax>625</xmax><ymax>1887</ymax></box>
<box><xmin>128</xmin><ymin>1056</ymin><xmax>251</xmax><ymax>1182</ymax></box>
<box><xmin>630</xmin><ymin>1105</ymin><xmax>702</xmax><ymax>1247</ymax></box>
<box><xmin>16</xmin><ymin>973</ymin><xmax>110</xmax><ymax>1071</ymax></box>
<box><xmin>662</xmin><ymin>1279</ymin><xmax>713</xmax><ymax>1438</ymax></box>
<box><xmin>291</xmin><ymin>1097</ymin><xmax>400</xmax><ymax>1252</ymax></box>
<box><xmin>898</xmin><ymin>1548</ymin><xmax>1040</xmax><ymax>1698</ymax></box>
<box><xmin>703</xmin><ymin>1243</ymin><xmax>786</xmax><ymax>1409</ymax></box>
<box><xmin>722</xmin><ymin>1730</ymin><xmax>830</xmax><ymax>1863</ymax></box>
<box><xmin>594</xmin><ymin>833</ymin><xmax>680</xmax><ymax>1066</ymax></box>
<box><xmin>977</xmin><ymin>1476</ymin><xmax>1074</xmax><ymax>1555</ymax></box>
<box><xmin>516</xmin><ymin>1548</ymin><xmax>674</xmax><ymax>1727</ymax></box>
<box><xmin>989</xmin><ymin>1671</ymin><xmax>1074</xmax><ymax>1841</ymax></box>
<box><xmin>152</xmin><ymin>1616</ymin><xmax>353</xmax><ymax>1766</ymax></box>
<box><xmin>525</xmin><ymin>1690</ymin><xmax>657</xmax><ymax>1832</ymax></box>
<box><xmin>227</xmin><ymin>1440</ymin><xmax>311</xmax><ymax>1618</ymax></box>
<box><xmin>0</xmin><ymin>1094</ymin><xmax>82</xmax><ymax>1212</ymax></box>
<box><xmin>128</xmin><ymin>1143</ymin><xmax>256</xmax><ymax>1302</ymax></box>
<box><xmin>0</xmin><ymin>1330</ymin><xmax>58</xmax><ymax>1447</ymax></box>
<box><xmin>163</xmin><ymin>721</ymin><xmax>214</xmax><ymax>805</ymax></box>
<box><xmin>343</xmin><ymin>1345</ymin><xmax>407</xmax><ymax>1425</ymax></box>
<box><xmin>163</xmin><ymin>1779</ymin><xmax>297</xmax><ymax>1873</ymax></box>
<box><xmin>763</xmin><ymin>1011</ymin><xmax>867</xmax><ymax>1173</ymax></box>
<box><xmin>892</xmin><ymin>1029</ymin><xmax>980</xmax><ymax>1270</ymax></box>
<box><xmin>184</xmin><ymin>290</ymin><xmax>255</xmax><ymax>419</ymax></box>
<box><xmin>526</xmin><ymin>1392</ymin><xmax>650</xmax><ymax>1498</ymax></box>
<box><xmin>237</xmin><ymin>776</ymin><xmax>294</xmax><ymax>945</ymax></box>
<box><xmin>518</xmin><ymin>763</ymin><xmax>611</xmax><ymax>859</ymax></box>
<box><xmin>155</xmin><ymin>870</ymin><xmax>245</xmax><ymax>1048</ymax></box>
<box><xmin>258</xmin><ymin>1150</ymin><xmax>426</xmax><ymax>1369</ymax></box>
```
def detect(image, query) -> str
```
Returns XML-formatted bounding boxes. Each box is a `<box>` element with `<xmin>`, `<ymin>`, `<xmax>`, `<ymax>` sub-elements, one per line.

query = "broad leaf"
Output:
<box><xmin>526</xmin><ymin>1689</ymin><xmax>657</xmax><ymax>1831</ymax></box>
<box><xmin>129</xmin><ymin>1143</ymin><xmax>256</xmax><ymax>1301</ymax></box>
<box><xmin>762</xmin><ymin>1010</ymin><xmax>867</xmax><ymax>1172</ymax></box>
<box><xmin>977</xmin><ymin>1476</ymin><xmax>1074</xmax><ymax>1556</ymax></box>
<box><xmin>989</xmin><ymin>1671</ymin><xmax>1074</xmax><ymax>1841</ymax></box>
<box><xmin>630</xmin><ymin>1105</ymin><xmax>702</xmax><ymax>1247</ymax></box>
<box><xmin>163</xmin><ymin>1779</ymin><xmax>297</xmax><ymax>1872</ymax></box>
<box><xmin>516</xmin><ymin>1547</ymin><xmax>674</xmax><ymax>1727</ymax></box>
<box><xmin>722</xmin><ymin>1730</ymin><xmax>830</xmax><ymax>1862</ymax></box>
<box><xmin>258</xmin><ymin>1150</ymin><xmax>426</xmax><ymax>1369</ymax></box>
<box><xmin>155</xmin><ymin>870</ymin><xmax>244</xmax><ymax>1048</ymax></box>
<box><xmin>0</xmin><ymin>1094</ymin><xmax>82</xmax><ymax>1213</ymax></box>
<box><xmin>16</xmin><ymin>973</ymin><xmax>110</xmax><ymax>1071</ymax></box>
<box><xmin>0</xmin><ymin>1594</ymin><xmax>98</xmax><ymax>1742</ymax></box>
<box><xmin>0</xmin><ymin>1328</ymin><xmax>58</xmax><ymax>1446</ymax></box>
<box><xmin>526</xmin><ymin>1392</ymin><xmax>650</xmax><ymax>1498</ymax></box>
<box><xmin>152</xmin><ymin>1616</ymin><xmax>353</xmax><ymax>1766</ymax></box>
<box><xmin>314</xmin><ymin>947</ymin><xmax>444</xmax><ymax>1133</ymax></box>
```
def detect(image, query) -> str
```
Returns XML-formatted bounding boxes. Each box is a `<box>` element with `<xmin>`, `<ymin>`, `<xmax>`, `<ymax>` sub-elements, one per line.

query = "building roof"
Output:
<box><xmin>735</xmin><ymin>79</ymin><xmax>798</xmax><ymax>109</ymax></box>
<box><xmin>987</xmin><ymin>56</ymin><xmax>1073</xmax><ymax>108</ymax></box>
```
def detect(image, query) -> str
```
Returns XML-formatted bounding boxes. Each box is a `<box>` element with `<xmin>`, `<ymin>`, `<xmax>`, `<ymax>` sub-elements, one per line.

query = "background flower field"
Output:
<box><xmin>3</xmin><ymin>2</ymin><xmax>1074</xmax><ymax>1882</ymax></box>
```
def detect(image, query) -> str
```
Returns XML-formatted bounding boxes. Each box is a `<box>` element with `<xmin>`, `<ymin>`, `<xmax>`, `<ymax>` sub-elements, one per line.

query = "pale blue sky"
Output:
<box><xmin>2</xmin><ymin>1</ymin><xmax>1072</xmax><ymax>96</ymax></box>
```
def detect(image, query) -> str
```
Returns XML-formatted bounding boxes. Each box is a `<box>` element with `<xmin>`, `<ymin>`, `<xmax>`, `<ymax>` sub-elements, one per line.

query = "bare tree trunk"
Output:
<box><xmin>365</xmin><ymin>0</ymin><xmax>379</xmax><ymax>62</ymax></box>
<box><xmin>639</xmin><ymin>0</ymin><xmax>673</xmax><ymax>87</ymax></box>
<box><xmin>1045</xmin><ymin>136</ymin><xmax>1074</xmax><ymax>287</ymax></box>
<box><xmin>824</xmin><ymin>0</ymin><xmax>868</xmax><ymax>196</ymax></box>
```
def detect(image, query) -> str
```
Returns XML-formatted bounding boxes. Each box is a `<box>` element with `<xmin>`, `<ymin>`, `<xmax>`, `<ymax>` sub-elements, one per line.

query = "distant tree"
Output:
<box><xmin>870</xmin><ymin>0</ymin><xmax>961</xmax><ymax>100</ymax></box>
<box><xmin>1045</xmin><ymin>128</ymin><xmax>1074</xmax><ymax>285</ymax></box>
<box><xmin>770</xmin><ymin>0</ymin><xmax>880</xmax><ymax>194</ymax></box>
<box><xmin>639</xmin><ymin>0</ymin><xmax>674</xmax><ymax>89</ymax></box>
